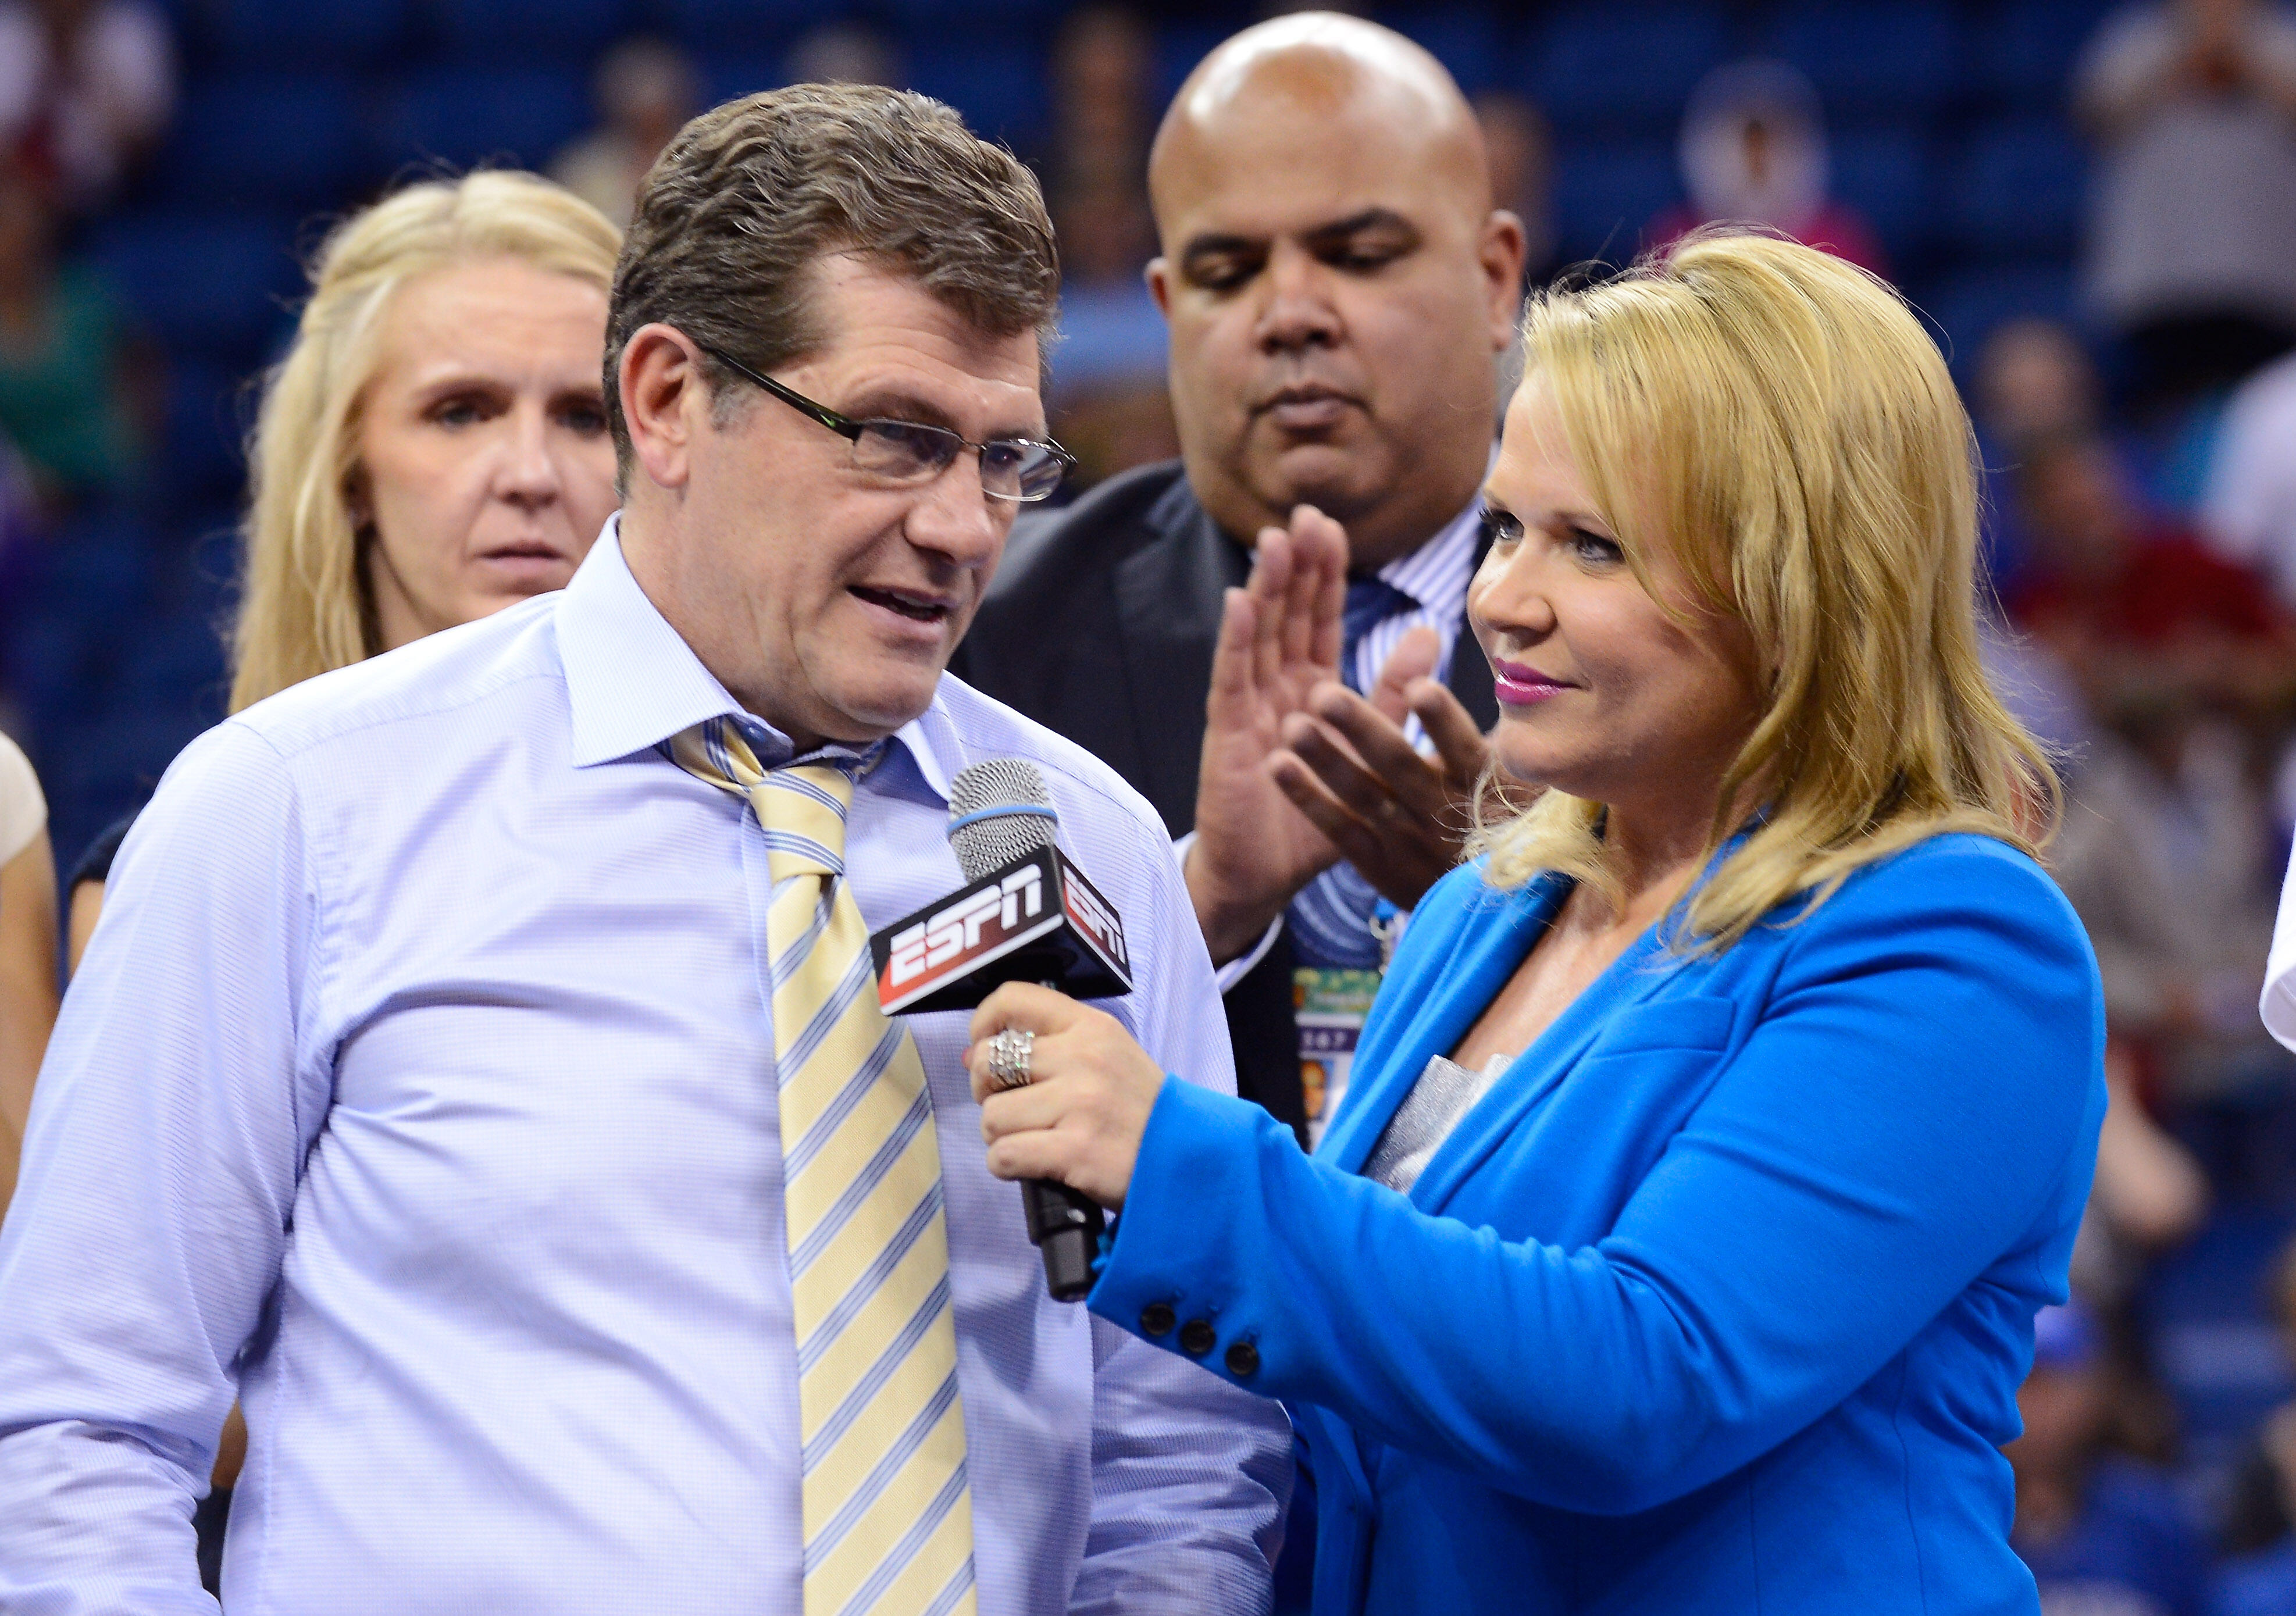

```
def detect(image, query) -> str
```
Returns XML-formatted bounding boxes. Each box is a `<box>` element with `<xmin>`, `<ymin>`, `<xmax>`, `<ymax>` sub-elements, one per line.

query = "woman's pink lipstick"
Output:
<box><xmin>1492</xmin><ymin>660</ymin><xmax>1571</xmax><ymax>706</ymax></box>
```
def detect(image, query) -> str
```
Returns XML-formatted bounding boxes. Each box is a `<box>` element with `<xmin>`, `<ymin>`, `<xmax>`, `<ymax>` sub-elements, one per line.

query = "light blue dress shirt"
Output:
<box><xmin>0</xmin><ymin>522</ymin><xmax>1290</xmax><ymax>1616</ymax></box>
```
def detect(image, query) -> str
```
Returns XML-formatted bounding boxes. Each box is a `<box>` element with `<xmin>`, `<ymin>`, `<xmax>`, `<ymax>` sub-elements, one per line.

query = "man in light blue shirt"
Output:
<box><xmin>0</xmin><ymin>86</ymin><xmax>1289</xmax><ymax>1615</ymax></box>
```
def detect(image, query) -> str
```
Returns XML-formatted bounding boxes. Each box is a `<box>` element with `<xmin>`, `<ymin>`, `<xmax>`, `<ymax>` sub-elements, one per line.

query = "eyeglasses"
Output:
<box><xmin>700</xmin><ymin>345</ymin><xmax>1075</xmax><ymax>503</ymax></box>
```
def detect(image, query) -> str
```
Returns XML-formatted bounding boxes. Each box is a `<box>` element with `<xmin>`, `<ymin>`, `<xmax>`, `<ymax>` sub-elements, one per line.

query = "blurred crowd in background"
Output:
<box><xmin>3</xmin><ymin>0</ymin><xmax>2296</xmax><ymax>1610</ymax></box>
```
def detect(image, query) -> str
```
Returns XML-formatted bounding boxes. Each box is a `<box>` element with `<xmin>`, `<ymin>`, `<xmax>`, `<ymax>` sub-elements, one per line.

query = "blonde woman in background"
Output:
<box><xmin>231</xmin><ymin>169</ymin><xmax>623</xmax><ymax>711</ymax></box>
<box><xmin>54</xmin><ymin>169</ymin><xmax>619</xmax><ymax>1593</ymax></box>
<box><xmin>0</xmin><ymin>729</ymin><xmax>56</xmax><ymax>1219</ymax></box>
<box><xmin>954</xmin><ymin>231</ymin><xmax>2108</xmax><ymax>1614</ymax></box>
<box><xmin>66</xmin><ymin>170</ymin><xmax>622</xmax><ymax>967</ymax></box>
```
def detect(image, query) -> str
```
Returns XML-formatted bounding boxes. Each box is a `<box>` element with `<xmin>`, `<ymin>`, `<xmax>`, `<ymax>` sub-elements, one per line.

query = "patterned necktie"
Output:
<box><xmin>669</xmin><ymin>718</ymin><xmax>977</xmax><ymax>1616</ymax></box>
<box><xmin>1338</xmin><ymin>575</ymin><xmax>1418</xmax><ymax>695</ymax></box>
<box><xmin>1288</xmin><ymin>577</ymin><xmax>1419</xmax><ymax>969</ymax></box>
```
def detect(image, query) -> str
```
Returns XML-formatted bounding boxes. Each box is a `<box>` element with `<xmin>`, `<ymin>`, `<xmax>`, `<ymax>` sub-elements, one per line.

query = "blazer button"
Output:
<box><xmin>1139</xmin><ymin>1301</ymin><xmax>1176</xmax><ymax>1337</ymax></box>
<box><xmin>1177</xmin><ymin>1318</ymin><xmax>1217</xmax><ymax>1357</ymax></box>
<box><xmin>1224</xmin><ymin>1340</ymin><xmax>1260</xmax><ymax>1378</ymax></box>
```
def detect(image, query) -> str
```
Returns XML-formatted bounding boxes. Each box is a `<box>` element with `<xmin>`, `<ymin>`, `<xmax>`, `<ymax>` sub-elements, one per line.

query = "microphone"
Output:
<box><xmin>867</xmin><ymin>758</ymin><xmax>1133</xmax><ymax>1301</ymax></box>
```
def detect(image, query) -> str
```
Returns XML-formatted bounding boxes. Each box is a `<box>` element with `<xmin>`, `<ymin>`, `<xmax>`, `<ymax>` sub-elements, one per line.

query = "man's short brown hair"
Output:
<box><xmin>604</xmin><ymin>84</ymin><xmax>1060</xmax><ymax>474</ymax></box>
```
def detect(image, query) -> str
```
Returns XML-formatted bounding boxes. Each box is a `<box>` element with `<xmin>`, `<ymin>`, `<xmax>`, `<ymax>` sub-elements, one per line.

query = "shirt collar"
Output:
<box><xmin>555</xmin><ymin>514</ymin><xmax>961</xmax><ymax>803</ymax></box>
<box><xmin>1368</xmin><ymin>442</ymin><xmax>1498</xmax><ymax>619</ymax></box>
<box><xmin>1374</xmin><ymin>490</ymin><xmax>1484</xmax><ymax>620</ymax></box>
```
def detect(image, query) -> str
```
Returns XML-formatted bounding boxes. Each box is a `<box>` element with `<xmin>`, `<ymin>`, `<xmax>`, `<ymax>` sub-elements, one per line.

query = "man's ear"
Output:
<box><xmin>1145</xmin><ymin>256</ymin><xmax>1172</xmax><ymax>319</ymax></box>
<box><xmin>620</xmin><ymin>323</ymin><xmax>708</xmax><ymax>494</ymax></box>
<box><xmin>1479</xmin><ymin>210</ymin><xmax>1530</xmax><ymax>351</ymax></box>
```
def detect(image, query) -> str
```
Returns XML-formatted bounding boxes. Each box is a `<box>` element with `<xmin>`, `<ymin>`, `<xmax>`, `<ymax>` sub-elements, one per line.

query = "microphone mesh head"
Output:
<box><xmin>947</xmin><ymin>758</ymin><xmax>1059</xmax><ymax>880</ymax></box>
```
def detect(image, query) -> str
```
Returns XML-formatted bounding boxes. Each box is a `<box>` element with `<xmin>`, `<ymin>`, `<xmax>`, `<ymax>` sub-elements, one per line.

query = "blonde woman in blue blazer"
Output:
<box><xmin>962</xmin><ymin>230</ymin><xmax>2106</xmax><ymax>1615</ymax></box>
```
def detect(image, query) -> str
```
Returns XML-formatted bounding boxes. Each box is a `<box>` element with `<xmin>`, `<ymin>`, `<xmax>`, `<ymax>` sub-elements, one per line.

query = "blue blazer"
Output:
<box><xmin>1090</xmin><ymin>833</ymin><xmax>2105</xmax><ymax>1615</ymax></box>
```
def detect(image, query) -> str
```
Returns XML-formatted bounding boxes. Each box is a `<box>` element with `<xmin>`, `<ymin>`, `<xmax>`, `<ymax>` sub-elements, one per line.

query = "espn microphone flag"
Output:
<box><xmin>871</xmin><ymin>757</ymin><xmax>1132</xmax><ymax>1303</ymax></box>
<box><xmin>870</xmin><ymin>844</ymin><xmax>1132</xmax><ymax>1014</ymax></box>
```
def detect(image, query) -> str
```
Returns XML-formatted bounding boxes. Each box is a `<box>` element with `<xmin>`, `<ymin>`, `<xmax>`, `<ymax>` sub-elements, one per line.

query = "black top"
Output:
<box><xmin>951</xmin><ymin>461</ymin><xmax>1498</xmax><ymax>1128</ymax></box>
<box><xmin>68</xmin><ymin>809</ymin><xmax>140</xmax><ymax>891</ymax></box>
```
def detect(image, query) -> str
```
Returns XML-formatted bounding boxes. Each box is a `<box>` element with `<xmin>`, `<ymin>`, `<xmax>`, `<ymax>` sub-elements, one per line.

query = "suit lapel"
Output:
<box><xmin>1318</xmin><ymin>875</ymin><xmax>1565</xmax><ymax>1177</ymax></box>
<box><xmin>1110</xmin><ymin>479</ymin><xmax>1249</xmax><ymax>833</ymax></box>
<box><xmin>1445</xmin><ymin>501</ymin><xmax>1499</xmax><ymax>731</ymax></box>
<box><xmin>1444</xmin><ymin>617</ymin><xmax>1499</xmax><ymax>731</ymax></box>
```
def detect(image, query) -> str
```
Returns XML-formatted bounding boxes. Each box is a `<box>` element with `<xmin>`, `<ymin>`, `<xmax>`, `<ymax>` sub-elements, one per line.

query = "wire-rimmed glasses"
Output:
<box><xmin>700</xmin><ymin>344</ymin><xmax>1075</xmax><ymax>503</ymax></box>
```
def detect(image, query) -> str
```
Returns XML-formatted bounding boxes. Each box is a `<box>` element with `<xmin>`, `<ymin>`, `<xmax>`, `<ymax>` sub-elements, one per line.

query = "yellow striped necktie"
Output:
<box><xmin>669</xmin><ymin>717</ymin><xmax>977</xmax><ymax>1616</ymax></box>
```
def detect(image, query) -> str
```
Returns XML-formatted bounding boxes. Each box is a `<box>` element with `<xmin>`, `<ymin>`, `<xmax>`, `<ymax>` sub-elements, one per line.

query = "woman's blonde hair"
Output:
<box><xmin>1470</xmin><ymin>229</ymin><xmax>2055</xmax><ymax>950</ymax></box>
<box><xmin>229</xmin><ymin>170</ymin><xmax>621</xmax><ymax>712</ymax></box>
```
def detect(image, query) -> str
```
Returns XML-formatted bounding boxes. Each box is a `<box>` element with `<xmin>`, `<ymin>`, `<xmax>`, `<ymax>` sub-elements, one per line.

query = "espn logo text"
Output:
<box><xmin>885</xmin><ymin>863</ymin><xmax>1047</xmax><ymax>990</ymax></box>
<box><xmin>1060</xmin><ymin>867</ymin><xmax>1127</xmax><ymax>971</ymax></box>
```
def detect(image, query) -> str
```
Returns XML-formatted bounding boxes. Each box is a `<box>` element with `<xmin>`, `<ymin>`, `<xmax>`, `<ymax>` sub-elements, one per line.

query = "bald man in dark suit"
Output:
<box><xmin>955</xmin><ymin>13</ymin><xmax>1522</xmax><ymax>1133</ymax></box>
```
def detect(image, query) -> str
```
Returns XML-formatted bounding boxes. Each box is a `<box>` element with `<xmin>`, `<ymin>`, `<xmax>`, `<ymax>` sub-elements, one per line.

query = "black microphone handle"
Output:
<box><xmin>1024</xmin><ymin>977</ymin><xmax>1105</xmax><ymax>1303</ymax></box>
<box><xmin>1021</xmin><ymin>1179</ymin><xmax>1104</xmax><ymax>1303</ymax></box>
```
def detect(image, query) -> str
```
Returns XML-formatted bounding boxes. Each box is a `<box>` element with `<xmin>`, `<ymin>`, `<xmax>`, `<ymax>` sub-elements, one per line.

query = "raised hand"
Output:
<box><xmin>1268</xmin><ymin>626</ymin><xmax>1495</xmax><ymax>911</ymax></box>
<box><xmin>1183</xmin><ymin>504</ymin><xmax>1350</xmax><ymax>964</ymax></box>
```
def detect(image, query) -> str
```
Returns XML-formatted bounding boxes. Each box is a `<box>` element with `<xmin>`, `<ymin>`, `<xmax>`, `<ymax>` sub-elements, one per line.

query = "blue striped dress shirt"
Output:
<box><xmin>0</xmin><ymin>520</ymin><xmax>1290</xmax><ymax>1616</ymax></box>
<box><xmin>1339</xmin><ymin>494</ymin><xmax>1482</xmax><ymax>722</ymax></box>
<box><xmin>1286</xmin><ymin>495</ymin><xmax>1485</xmax><ymax>971</ymax></box>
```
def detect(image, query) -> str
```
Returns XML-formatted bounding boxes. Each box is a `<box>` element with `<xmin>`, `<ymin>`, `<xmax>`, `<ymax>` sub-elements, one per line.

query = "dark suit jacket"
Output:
<box><xmin>951</xmin><ymin>460</ymin><xmax>1499</xmax><ymax>1128</ymax></box>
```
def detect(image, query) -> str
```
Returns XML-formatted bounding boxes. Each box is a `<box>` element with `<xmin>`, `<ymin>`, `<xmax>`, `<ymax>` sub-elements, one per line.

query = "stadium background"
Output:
<box><xmin>14</xmin><ymin>3</ymin><xmax>2296</xmax><ymax>1604</ymax></box>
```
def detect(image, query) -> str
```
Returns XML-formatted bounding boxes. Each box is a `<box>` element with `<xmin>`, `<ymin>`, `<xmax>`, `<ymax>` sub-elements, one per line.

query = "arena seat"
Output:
<box><xmin>94</xmin><ymin>215</ymin><xmax>301</xmax><ymax>368</ymax></box>
<box><xmin>885</xmin><ymin>0</ymin><xmax>1058</xmax><ymax>24</ymax></box>
<box><xmin>155</xmin><ymin>359</ymin><xmax>251</xmax><ymax>511</ymax></box>
<box><xmin>1374</xmin><ymin>4</ymin><xmax>1503</xmax><ymax>97</ymax></box>
<box><xmin>35</xmin><ymin>508</ymin><xmax>154</xmax><ymax>629</ymax></box>
<box><xmin>702</xmin><ymin>54</ymin><xmax>787</xmax><ymax>106</ymax></box>
<box><xmin>373</xmin><ymin>66</ymin><xmax>590</xmax><ymax>173</ymax></box>
<box><xmin>658</xmin><ymin>0</ymin><xmax>842</xmax><ymax>58</ymax></box>
<box><xmin>190</xmin><ymin>0</ymin><xmax>411</xmax><ymax>73</ymax></box>
<box><xmin>1762</xmin><ymin>0</ymin><xmax>1963</xmax><ymax>120</ymax></box>
<box><xmin>1553</xmin><ymin>140</ymin><xmax>1682</xmax><ymax>265</ymax></box>
<box><xmin>1528</xmin><ymin>3</ymin><xmax>1733</xmax><ymax>136</ymax></box>
<box><xmin>1152</xmin><ymin>23</ymin><xmax>1231</xmax><ymax>108</ymax></box>
<box><xmin>116</xmin><ymin>615</ymin><xmax>230</xmax><ymax>723</ymax></box>
<box><xmin>42</xmin><ymin>703</ymin><xmax>217</xmax><ymax>859</ymax></box>
<box><xmin>902</xmin><ymin>42</ymin><xmax>1049</xmax><ymax>151</ymax></box>
<box><xmin>1830</xmin><ymin>124</ymin><xmax>1935</xmax><ymax>268</ymax></box>
<box><xmin>162</xmin><ymin>76</ymin><xmax>370</xmax><ymax>213</ymax></box>
<box><xmin>2</xmin><ymin>609</ymin><xmax>94</xmax><ymax>738</ymax></box>
<box><xmin>2144</xmin><ymin>1208</ymin><xmax>2296</xmax><ymax>1511</ymax></box>
<box><xmin>433</xmin><ymin>0</ymin><xmax>635</xmax><ymax>67</ymax></box>
<box><xmin>1920</xmin><ymin>260</ymin><xmax>2078</xmax><ymax>376</ymax></box>
<box><xmin>166</xmin><ymin>513</ymin><xmax>249</xmax><ymax>636</ymax></box>
<box><xmin>1980</xmin><ymin>0</ymin><xmax>2114</xmax><ymax>109</ymax></box>
<box><xmin>1944</xmin><ymin>116</ymin><xmax>2087</xmax><ymax>258</ymax></box>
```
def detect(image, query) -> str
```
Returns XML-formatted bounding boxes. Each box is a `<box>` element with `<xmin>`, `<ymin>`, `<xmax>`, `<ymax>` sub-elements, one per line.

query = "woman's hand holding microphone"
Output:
<box><xmin>965</xmin><ymin>983</ymin><xmax>1167</xmax><ymax>1211</ymax></box>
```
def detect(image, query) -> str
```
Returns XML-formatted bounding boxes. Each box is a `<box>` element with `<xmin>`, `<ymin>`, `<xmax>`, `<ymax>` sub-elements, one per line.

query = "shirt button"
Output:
<box><xmin>1178</xmin><ymin>1318</ymin><xmax>1217</xmax><ymax>1358</ymax></box>
<box><xmin>1224</xmin><ymin>1340</ymin><xmax>1261</xmax><ymax>1378</ymax></box>
<box><xmin>1139</xmin><ymin>1301</ymin><xmax>1176</xmax><ymax>1337</ymax></box>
